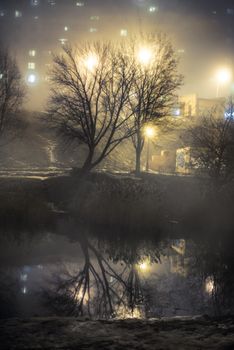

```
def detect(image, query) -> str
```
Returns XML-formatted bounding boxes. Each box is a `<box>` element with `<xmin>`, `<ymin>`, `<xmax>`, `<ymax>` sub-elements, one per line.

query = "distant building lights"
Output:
<box><xmin>76</xmin><ymin>2</ymin><xmax>84</xmax><ymax>6</ymax></box>
<box><xmin>15</xmin><ymin>10</ymin><xmax>22</xmax><ymax>18</ymax></box>
<box><xmin>64</xmin><ymin>26</ymin><xmax>68</xmax><ymax>31</ymax></box>
<box><xmin>31</xmin><ymin>0</ymin><xmax>40</xmax><ymax>7</ymax></box>
<box><xmin>90</xmin><ymin>16</ymin><xmax>99</xmax><ymax>20</ymax></box>
<box><xmin>149</xmin><ymin>6</ymin><xmax>158</xmax><ymax>13</ymax></box>
<box><xmin>48</xmin><ymin>0</ymin><xmax>56</xmax><ymax>5</ymax></box>
<box><xmin>59</xmin><ymin>38</ymin><xmax>68</xmax><ymax>45</ymax></box>
<box><xmin>29</xmin><ymin>49</ymin><xmax>36</xmax><ymax>57</ymax></box>
<box><xmin>120</xmin><ymin>29</ymin><xmax>128</xmax><ymax>37</ymax></box>
<box><xmin>28</xmin><ymin>62</ymin><xmax>36</xmax><ymax>70</ymax></box>
<box><xmin>89</xmin><ymin>27</ymin><xmax>97</xmax><ymax>33</ymax></box>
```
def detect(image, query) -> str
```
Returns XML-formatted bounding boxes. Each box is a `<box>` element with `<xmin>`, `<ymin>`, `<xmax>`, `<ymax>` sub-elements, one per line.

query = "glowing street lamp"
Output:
<box><xmin>215</xmin><ymin>67</ymin><xmax>232</xmax><ymax>97</ymax></box>
<box><xmin>84</xmin><ymin>53</ymin><xmax>98</xmax><ymax>72</ymax></box>
<box><xmin>138</xmin><ymin>261</ymin><xmax>148</xmax><ymax>271</ymax></box>
<box><xmin>138</xmin><ymin>258</ymin><xmax>150</xmax><ymax>271</ymax></box>
<box><xmin>26</xmin><ymin>72</ymin><xmax>37</xmax><ymax>85</ymax></box>
<box><xmin>137</xmin><ymin>47</ymin><xmax>153</xmax><ymax>66</ymax></box>
<box><xmin>144</xmin><ymin>125</ymin><xmax>156</xmax><ymax>172</ymax></box>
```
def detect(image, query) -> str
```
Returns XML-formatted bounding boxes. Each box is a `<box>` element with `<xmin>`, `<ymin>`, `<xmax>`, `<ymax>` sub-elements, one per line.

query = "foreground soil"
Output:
<box><xmin>1</xmin><ymin>317</ymin><xmax>234</xmax><ymax>350</ymax></box>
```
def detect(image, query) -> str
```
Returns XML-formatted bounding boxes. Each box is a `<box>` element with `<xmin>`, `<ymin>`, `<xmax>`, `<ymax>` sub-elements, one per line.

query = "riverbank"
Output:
<box><xmin>1</xmin><ymin>316</ymin><xmax>234</xmax><ymax>349</ymax></box>
<box><xmin>0</xmin><ymin>171</ymin><xmax>233</xmax><ymax>240</ymax></box>
<box><xmin>0</xmin><ymin>172</ymin><xmax>203</xmax><ymax>239</ymax></box>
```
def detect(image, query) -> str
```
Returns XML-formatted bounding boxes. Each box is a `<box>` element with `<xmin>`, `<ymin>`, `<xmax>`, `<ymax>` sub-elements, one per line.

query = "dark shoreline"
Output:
<box><xmin>1</xmin><ymin>316</ymin><xmax>234</xmax><ymax>350</ymax></box>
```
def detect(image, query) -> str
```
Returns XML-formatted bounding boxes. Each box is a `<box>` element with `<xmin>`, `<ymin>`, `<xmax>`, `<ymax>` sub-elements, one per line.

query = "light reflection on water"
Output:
<box><xmin>0</xmin><ymin>230</ymin><xmax>214</xmax><ymax>319</ymax></box>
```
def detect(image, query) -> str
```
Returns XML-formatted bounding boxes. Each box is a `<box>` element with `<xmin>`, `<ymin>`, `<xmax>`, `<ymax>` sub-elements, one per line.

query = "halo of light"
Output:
<box><xmin>26</xmin><ymin>72</ymin><xmax>37</xmax><ymax>85</ymax></box>
<box><xmin>84</xmin><ymin>53</ymin><xmax>99</xmax><ymax>71</ymax></box>
<box><xmin>137</xmin><ymin>47</ymin><xmax>153</xmax><ymax>65</ymax></box>
<box><xmin>144</xmin><ymin>125</ymin><xmax>156</xmax><ymax>138</ymax></box>
<box><xmin>215</xmin><ymin>68</ymin><xmax>232</xmax><ymax>84</ymax></box>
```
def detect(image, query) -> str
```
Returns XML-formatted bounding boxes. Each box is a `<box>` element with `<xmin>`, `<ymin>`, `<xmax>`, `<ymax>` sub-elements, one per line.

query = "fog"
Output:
<box><xmin>0</xmin><ymin>0</ymin><xmax>234</xmax><ymax>109</ymax></box>
<box><xmin>1</xmin><ymin>1</ymin><xmax>234</xmax><ymax>349</ymax></box>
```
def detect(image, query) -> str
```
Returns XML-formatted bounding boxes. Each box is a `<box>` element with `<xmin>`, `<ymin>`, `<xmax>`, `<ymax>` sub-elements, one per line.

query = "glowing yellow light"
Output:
<box><xmin>138</xmin><ymin>258</ymin><xmax>151</xmax><ymax>271</ymax></box>
<box><xmin>84</xmin><ymin>53</ymin><xmax>99</xmax><ymax>71</ymax></box>
<box><xmin>144</xmin><ymin>125</ymin><xmax>156</xmax><ymax>139</ymax></box>
<box><xmin>137</xmin><ymin>47</ymin><xmax>153</xmax><ymax>65</ymax></box>
<box><xmin>139</xmin><ymin>262</ymin><xmax>148</xmax><ymax>270</ymax></box>
<box><xmin>115</xmin><ymin>305</ymin><xmax>144</xmax><ymax>319</ymax></box>
<box><xmin>216</xmin><ymin>68</ymin><xmax>232</xmax><ymax>84</ymax></box>
<box><xmin>205</xmin><ymin>277</ymin><xmax>214</xmax><ymax>295</ymax></box>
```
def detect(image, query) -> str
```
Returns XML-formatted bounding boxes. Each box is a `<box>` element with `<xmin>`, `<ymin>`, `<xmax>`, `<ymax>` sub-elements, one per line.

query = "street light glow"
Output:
<box><xmin>138</xmin><ymin>258</ymin><xmax>150</xmax><ymax>271</ymax></box>
<box><xmin>27</xmin><ymin>73</ymin><xmax>37</xmax><ymax>84</ymax></box>
<box><xmin>84</xmin><ymin>53</ymin><xmax>99</xmax><ymax>71</ymax></box>
<box><xmin>144</xmin><ymin>125</ymin><xmax>156</xmax><ymax>138</ymax></box>
<box><xmin>137</xmin><ymin>47</ymin><xmax>153</xmax><ymax>65</ymax></box>
<box><xmin>215</xmin><ymin>68</ymin><xmax>232</xmax><ymax>84</ymax></box>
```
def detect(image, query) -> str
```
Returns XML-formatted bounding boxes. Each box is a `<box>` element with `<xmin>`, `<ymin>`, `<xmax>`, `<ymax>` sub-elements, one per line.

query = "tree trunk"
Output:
<box><xmin>135</xmin><ymin>132</ymin><xmax>143</xmax><ymax>175</ymax></box>
<box><xmin>82</xmin><ymin>148</ymin><xmax>94</xmax><ymax>173</ymax></box>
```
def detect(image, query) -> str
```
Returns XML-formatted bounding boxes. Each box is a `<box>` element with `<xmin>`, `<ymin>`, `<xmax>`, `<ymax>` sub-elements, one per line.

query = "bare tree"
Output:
<box><xmin>185</xmin><ymin>98</ymin><xmax>234</xmax><ymax>187</ymax></box>
<box><xmin>127</xmin><ymin>34</ymin><xmax>182</xmax><ymax>174</ymax></box>
<box><xmin>47</xmin><ymin>42</ymin><xmax>135</xmax><ymax>172</ymax></box>
<box><xmin>42</xmin><ymin>235</ymin><xmax>162</xmax><ymax>319</ymax></box>
<box><xmin>0</xmin><ymin>47</ymin><xmax>26</xmax><ymax>143</ymax></box>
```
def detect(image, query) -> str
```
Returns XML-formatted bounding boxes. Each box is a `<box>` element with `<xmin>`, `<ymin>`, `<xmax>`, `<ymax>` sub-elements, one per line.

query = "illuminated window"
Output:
<box><xmin>29</xmin><ymin>49</ymin><xmax>36</xmax><ymax>57</ymax></box>
<box><xmin>0</xmin><ymin>73</ymin><xmax>3</xmax><ymax>79</ymax></box>
<box><xmin>64</xmin><ymin>26</ymin><xmax>68</xmax><ymax>31</ymax></box>
<box><xmin>28</xmin><ymin>62</ymin><xmax>35</xmax><ymax>70</ymax></box>
<box><xmin>0</xmin><ymin>10</ymin><xmax>6</xmax><ymax>17</ymax></box>
<box><xmin>120</xmin><ymin>29</ymin><xmax>128</xmax><ymax>37</ymax></box>
<box><xmin>21</xmin><ymin>286</ymin><xmax>28</xmax><ymax>294</ymax></box>
<box><xmin>76</xmin><ymin>2</ymin><xmax>84</xmax><ymax>6</ymax></box>
<box><xmin>89</xmin><ymin>27</ymin><xmax>97</xmax><ymax>33</ymax></box>
<box><xmin>34</xmin><ymin>16</ymin><xmax>39</xmax><ymax>20</ymax></box>
<box><xmin>90</xmin><ymin>16</ymin><xmax>99</xmax><ymax>20</ymax></box>
<box><xmin>148</xmin><ymin>6</ymin><xmax>158</xmax><ymax>13</ymax></box>
<box><xmin>31</xmin><ymin>0</ymin><xmax>40</xmax><ymax>6</ymax></box>
<box><xmin>177</xmin><ymin>49</ymin><xmax>185</xmax><ymax>54</ymax></box>
<box><xmin>48</xmin><ymin>0</ymin><xmax>56</xmax><ymax>5</ymax></box>
<box><xmin>59</xmin><ymin>38</ymin><xmax>68</xmax><ymax>45</ymax></box>
<box><xmin>15</xmin><ymin>10</ymin><xmax>22</xmax><ymax>18</ymax></box>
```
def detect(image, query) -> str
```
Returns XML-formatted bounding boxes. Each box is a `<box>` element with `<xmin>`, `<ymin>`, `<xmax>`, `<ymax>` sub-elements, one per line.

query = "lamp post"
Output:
<box><xmin>215</xmin><ymin>67</ymin><xmax>232</xmax><ymax>97</ymax></box>
<box><xmin>144</xmin><ymin>125</ymin><xmax>156</xmax><ymax>172</ymax></box>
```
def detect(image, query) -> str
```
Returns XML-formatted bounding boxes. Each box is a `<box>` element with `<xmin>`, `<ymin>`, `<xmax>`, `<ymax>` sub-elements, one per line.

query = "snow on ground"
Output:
<box><xmin>1</xmin><ymin>317</ymin><xmax>234</xmax><ymax>349</ymax></box>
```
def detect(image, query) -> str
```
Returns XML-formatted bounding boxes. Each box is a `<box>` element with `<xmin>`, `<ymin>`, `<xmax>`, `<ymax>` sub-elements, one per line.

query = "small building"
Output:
<box><xmin>148</xmin><ymin>94</ymin><xmax>226</xmax><ymax>174</ymax></box>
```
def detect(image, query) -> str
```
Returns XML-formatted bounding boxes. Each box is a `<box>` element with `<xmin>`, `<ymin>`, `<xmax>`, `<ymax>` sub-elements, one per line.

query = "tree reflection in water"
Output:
<box><xmin>42</xmin><ymin>235</ymin><xmax>163</xmax><ymax>319</ymax></box>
